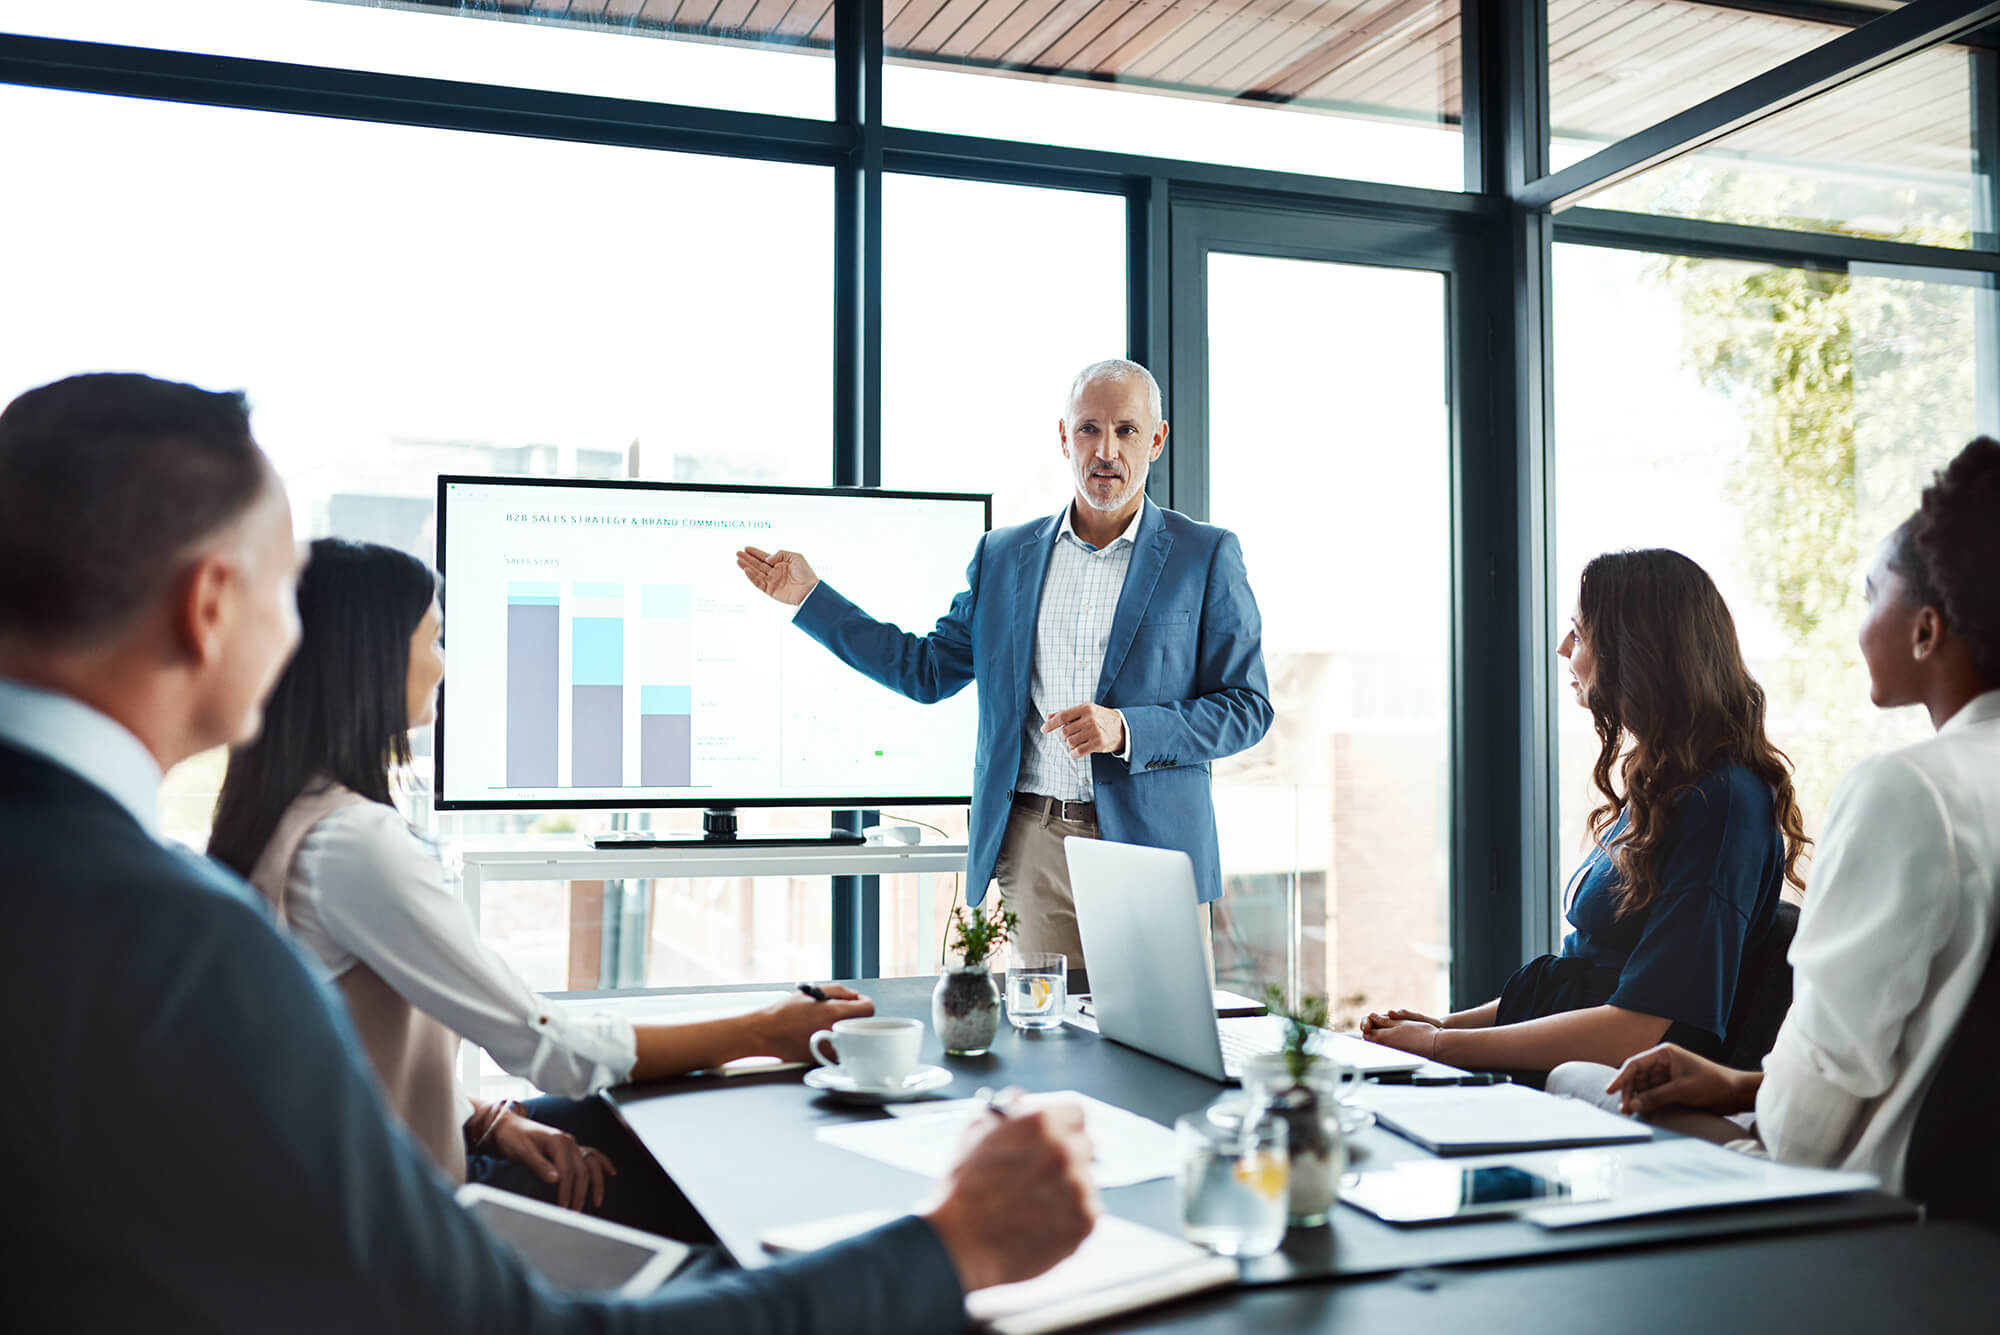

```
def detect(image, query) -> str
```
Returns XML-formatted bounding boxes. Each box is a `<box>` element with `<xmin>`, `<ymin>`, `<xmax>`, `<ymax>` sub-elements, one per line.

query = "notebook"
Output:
<box><xmin>1353</xmin><ymin>1081</ymin><xmax>1653</xmax><ymax>1156</ymax></box>
<box><xmin>762</xmin><ymin>1210</ymin><xmax>1238</xmax><ymax>1335</ymax></box>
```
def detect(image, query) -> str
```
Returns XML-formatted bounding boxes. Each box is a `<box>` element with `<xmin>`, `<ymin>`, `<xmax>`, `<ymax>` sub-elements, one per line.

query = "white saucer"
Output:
<box><xmin>804</xmin><ymin>1064</ymin><xmax>954</xmax><ymax>1104</ymax></box>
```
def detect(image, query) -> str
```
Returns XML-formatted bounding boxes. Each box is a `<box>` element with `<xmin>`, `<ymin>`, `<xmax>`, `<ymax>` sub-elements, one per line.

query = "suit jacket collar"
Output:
<box><xmin>1094</xmin><ymin>501</ymin><xmax>1172</xmax><ymax>700</ymax></box>
<box><xmin>0</xmin><ymin>676</ymin><xmax>162</xmax><ymax>836</ymax></box>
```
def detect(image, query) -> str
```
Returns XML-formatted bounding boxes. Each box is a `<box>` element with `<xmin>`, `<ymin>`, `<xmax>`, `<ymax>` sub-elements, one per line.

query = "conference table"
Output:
<box><xmin>604</xmin><ymin>977</ymin><xmax>1997</xmax><ymax>1333</ymax></box>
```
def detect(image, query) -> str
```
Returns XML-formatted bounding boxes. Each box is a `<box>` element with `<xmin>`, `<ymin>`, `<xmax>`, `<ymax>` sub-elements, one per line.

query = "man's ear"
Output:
<box><xmin>1057</xmin><ymin>418</ymin><xmax>1071</xmax><ymax>458</ymax></box>
<box><xmin>175</xmin><ymin>553</ymin><xmax>235</xmax><ymax>668</ymax></box>
<box><xmin>1149</xmin><ymin>419</ymin><xmax>1169</xmax><ymax>462</ymax></box>
<box><xmin>1912</xmin><ymin>604</ymin><xmax>1944</xmax><ymax>661</ymax></box>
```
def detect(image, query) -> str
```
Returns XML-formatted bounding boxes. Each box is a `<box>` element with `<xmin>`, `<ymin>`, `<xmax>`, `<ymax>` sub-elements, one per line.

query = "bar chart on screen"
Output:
<box><xmin>440</xmin><ymin>477</ymin><xmax>985</xmax><ymax>808</ymax></box>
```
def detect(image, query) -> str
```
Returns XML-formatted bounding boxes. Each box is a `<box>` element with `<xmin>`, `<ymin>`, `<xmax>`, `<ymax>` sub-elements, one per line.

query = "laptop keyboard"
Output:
<box><xmin>1217</xmin><ymin>1017</ymin><xmax>1286</xmax><ymax>1078</ymax></box>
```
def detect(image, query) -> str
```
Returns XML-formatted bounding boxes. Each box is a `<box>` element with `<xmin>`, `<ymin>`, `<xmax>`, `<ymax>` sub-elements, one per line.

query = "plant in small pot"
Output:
<box><xmin>1239</xmin><ymin>985</ymin><xmax>1352</xmax><ymax>1227</ymax></box>
<box><xmin>931</xmin><ymin>899</ymin><xmax>1017</xmax><ymax>1056</ymax></box>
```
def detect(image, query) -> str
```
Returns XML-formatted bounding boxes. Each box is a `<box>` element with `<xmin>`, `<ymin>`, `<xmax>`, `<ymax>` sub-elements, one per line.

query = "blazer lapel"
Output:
<box><xmin>1095</xmin><ymin>502</ymin><xmax>1172</xmax><ymax>701</ymax></box>
<box><xmin>1012</xmin><ymin>516</ymin><xmax>1060</xmax><ymax>719</ymax></box>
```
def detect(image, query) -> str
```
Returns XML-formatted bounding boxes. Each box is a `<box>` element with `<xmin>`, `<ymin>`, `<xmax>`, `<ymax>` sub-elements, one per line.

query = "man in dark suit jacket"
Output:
<box><xmin>0</xmin><ymin>373</ymin><xmax>1095</xmax><ymax>1333</ymax></box>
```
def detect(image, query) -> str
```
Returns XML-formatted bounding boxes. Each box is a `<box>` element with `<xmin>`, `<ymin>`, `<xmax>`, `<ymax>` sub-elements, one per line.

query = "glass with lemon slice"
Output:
<box><xmin>1005</xmin><ymin>951</ymin><xmax>1068</xmax><ymax>1031</ymax></box>
<box><xmin>1176</xmin><ymin>1097</ymin><xmax>1289</xmax><ymax>1258</ymax></box>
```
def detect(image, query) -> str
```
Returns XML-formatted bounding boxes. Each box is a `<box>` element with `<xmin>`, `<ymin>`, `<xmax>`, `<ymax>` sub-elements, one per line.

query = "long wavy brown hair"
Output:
<box><xmin>1575</xmin><ymin>549</ymin><xmax>1810</xmax><ymax>917</ymax></box>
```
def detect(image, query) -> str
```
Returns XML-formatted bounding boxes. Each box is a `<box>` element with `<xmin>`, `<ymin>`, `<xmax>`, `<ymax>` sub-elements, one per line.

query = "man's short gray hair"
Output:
<box><xmin>1065</xmin><ymin>358</ymin><xmax>1163</xmax><ymax>424</ymax></box>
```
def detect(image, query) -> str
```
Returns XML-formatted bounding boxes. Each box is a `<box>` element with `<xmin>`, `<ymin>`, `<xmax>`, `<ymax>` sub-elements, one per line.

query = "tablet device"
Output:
<box><xmin>458</xmin><ymin>1183</ymin><xmax>691</xmax><ymax>1295</ymax></box>
<box><xmin>1342</xmin><ymin>1162</ymin><xmax>1607</xmax><ymax>1225</ymax></box>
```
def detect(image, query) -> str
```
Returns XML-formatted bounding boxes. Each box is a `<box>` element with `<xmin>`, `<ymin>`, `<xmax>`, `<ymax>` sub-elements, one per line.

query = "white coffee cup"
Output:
<box><xmin>809</xmin><ymin>1016</ymin><xmax>924</xmax><ymax>1089</ymax></box>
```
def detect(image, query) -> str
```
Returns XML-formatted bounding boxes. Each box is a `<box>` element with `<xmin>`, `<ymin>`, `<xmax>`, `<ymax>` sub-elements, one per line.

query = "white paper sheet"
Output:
<box><xmin>553</xmin><ymin>990</ymin><xmax>792</xmax><ymax>1025</ymax></box>
<box><xmin>1516</xmin><ymin>1137</ymin><xmax>1880</xmax><ymax>1227</ymax></box>
<box><xmin>819</xmin><ymin>1092</ymin><xmax>1179</xmax><ymax>1188</ymax></box>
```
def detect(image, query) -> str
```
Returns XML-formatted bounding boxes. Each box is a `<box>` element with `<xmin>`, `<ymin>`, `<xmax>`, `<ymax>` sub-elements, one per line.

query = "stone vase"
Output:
<box><xmin>1241</xmin><ymin>1052</ymin><xmax>1349</xmax><ymax>1226</ymax></box>
<box><xmin>932</xmin><ymin>963</ymin><xmax>1001</xmax><ymax>1056</ymax></box>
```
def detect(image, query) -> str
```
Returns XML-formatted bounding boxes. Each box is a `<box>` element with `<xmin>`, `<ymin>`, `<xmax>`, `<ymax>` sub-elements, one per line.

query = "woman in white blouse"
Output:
<box><xmin>1559</xmin><ymin>437</ymin><xmax>2000</xmax><ymax>1199</ymax></box>
<box><xmin>209</xmin><ymin>539</ymin><xmax>871</xmax><ymax>1232</ymax></box>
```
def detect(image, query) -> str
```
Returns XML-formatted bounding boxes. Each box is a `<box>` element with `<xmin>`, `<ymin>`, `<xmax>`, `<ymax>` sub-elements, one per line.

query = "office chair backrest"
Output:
<box><xmin>1717</xmin><ymin>899</ymin><xmax>1800</xmax><ymax>1072</ymax></box>
<box><xmin>1903</xmin><ymin>936</ymin><xmax>2000</xmax><ymax>1227</ymax></box>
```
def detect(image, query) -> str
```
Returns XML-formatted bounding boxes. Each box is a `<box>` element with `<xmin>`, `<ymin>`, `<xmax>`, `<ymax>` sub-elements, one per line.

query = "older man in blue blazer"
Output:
<box><xmin>738</xmin><ymin>359</ymin><xmax>1272</xmax><ymax>975</ymax></box>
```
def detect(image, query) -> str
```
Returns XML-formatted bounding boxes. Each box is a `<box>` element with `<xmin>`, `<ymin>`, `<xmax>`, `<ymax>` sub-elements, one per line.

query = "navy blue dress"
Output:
<box><xmin>1498</xmin><ymin>763</ymin><xmax>1786</xmax><ymax>1055</ymax></box>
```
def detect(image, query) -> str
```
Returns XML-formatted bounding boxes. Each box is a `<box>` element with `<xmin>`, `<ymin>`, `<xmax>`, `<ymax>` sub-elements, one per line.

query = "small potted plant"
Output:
<box><xmin>1239</xmin><ymin>985</ymin><xmax>1350</xmax><ymax>1226</ymax></box>
<box><xmin>931</xmin><ymin>899</ymin><xmax>1016</xmax><ymax>1056</ymax></box>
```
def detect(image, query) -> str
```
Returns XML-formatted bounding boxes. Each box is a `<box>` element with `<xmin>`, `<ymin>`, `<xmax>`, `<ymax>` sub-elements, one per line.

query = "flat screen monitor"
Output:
<box><xmin>434</xmin><ymin>475</ymin><xmax>988</xmax><ymax>811</ymax></box>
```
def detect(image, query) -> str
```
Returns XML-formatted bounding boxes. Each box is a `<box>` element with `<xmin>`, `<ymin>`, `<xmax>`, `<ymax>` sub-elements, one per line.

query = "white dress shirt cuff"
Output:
<box><xmin>1114</xmin><ymin>709</ymin><xmax>1133</xmax><ymax>763</ymax></box>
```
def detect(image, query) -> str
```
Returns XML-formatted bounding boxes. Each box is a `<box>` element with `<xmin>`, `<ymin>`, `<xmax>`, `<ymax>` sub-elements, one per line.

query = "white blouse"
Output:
<box><xmin>281</xmin><ymin>799</ymin><xmax>637</xmax><ymax>1097</ymax></box>
<box><xmin>1757</xmin><ymin>690</ymin><xmax>2000</xmax><ymax>1191</ymax></box>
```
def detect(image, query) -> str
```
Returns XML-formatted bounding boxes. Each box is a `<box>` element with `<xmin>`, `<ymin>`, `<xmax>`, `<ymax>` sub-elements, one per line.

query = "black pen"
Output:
<box><xmin>796</xmin><ymin>982</ymin><xmax>830</xmax><ymax>1002</ymax></box>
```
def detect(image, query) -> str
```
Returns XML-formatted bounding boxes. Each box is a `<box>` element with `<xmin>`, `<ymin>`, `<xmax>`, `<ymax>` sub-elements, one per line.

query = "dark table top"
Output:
<box><xmin>1089</xmin><ymin>1221</ymin><xmax>2000</xmax><ymax>1335</ymax></box>
<box><xmin>605</xmin><ymin>977</ymin><xmax>1916</xmax><ymax>1284</ymax></box>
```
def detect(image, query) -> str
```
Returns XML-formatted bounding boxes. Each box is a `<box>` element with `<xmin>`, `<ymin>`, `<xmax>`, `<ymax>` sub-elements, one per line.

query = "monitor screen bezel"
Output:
<box><xmin>433</xmin><ymin>472</ymin><xmax>993</xmax><ymax>812</ymax></box>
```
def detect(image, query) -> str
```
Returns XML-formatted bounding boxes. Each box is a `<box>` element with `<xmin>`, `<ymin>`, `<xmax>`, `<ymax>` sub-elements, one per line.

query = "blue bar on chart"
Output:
<box><xmin>571</xmin><ymin>582</ymin><xmax>624</xmax><ymax>788</ymax></box>
<box><xmin>505</xmin><ymin>582</ymin><xmax>559</xmax><ymax>787</ymax></box>
<box><xmin>640</xmin><ymin>584</ymin><xmax>694</xmax><ymax>788</ymax></box>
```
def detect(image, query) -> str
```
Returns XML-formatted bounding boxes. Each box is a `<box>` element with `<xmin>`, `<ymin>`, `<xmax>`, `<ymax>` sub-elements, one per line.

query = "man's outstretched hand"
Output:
<box><xmin>737</xmin><ymin>546</ymin><xmax>818</xmax><ymax>607</ymax></box>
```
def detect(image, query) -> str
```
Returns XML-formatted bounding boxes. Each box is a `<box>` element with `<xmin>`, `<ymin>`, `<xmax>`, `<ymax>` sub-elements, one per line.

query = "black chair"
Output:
<box><xmin>1903</xmin><ymin>937</ymin><xmax>2000</xmax><ymax>1228</ymax></box>
<box><xmin>1714</xmin><ymin>899</ymin><xmax>1801</xmax><ymax>1072</ymax></box>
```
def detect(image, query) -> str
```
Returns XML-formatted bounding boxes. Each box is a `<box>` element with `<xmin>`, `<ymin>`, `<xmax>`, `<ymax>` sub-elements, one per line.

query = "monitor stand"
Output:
<box><xmin>589</xmin><ymin>808</ymin><xmax>866</xmax><ymax>850</ymax></box>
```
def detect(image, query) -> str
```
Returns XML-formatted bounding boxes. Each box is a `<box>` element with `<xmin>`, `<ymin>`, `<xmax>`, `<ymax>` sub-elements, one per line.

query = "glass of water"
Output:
<box><xmin>1176</xmin><ymin>1098</ymin><xmax>1288</xmax><ymax>1258</ymax></box>
<box><xmin>1005</xmin><ymin>951</ymin><xmax>1067</xmax><ymax>1031</ymax></box>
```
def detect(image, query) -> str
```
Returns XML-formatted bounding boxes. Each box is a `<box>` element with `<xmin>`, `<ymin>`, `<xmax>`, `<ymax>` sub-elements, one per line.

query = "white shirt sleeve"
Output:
<box><xmin>1756</xmin><ymin>753</ymin><xmax>1960</xmax><ymax>1167</ymax></box>
<box><xmin>293</xmin><ymin>804</ymin><xmax>637</xmax><ymax>1097</ymax></box>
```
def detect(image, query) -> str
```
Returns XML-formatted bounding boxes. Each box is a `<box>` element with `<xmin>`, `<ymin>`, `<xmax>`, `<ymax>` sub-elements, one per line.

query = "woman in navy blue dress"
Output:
<box><xmin>1363</xmin><ymin>549</ymin><xmax>1810</xmax><ymax>1073</ymax></box>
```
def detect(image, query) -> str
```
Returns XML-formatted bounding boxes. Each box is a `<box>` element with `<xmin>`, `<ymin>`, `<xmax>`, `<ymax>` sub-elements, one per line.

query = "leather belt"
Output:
<box><xmin>1013</xmin><ymin>791</ymin><xmax>1097</xmax><ymax>823</ymax></box>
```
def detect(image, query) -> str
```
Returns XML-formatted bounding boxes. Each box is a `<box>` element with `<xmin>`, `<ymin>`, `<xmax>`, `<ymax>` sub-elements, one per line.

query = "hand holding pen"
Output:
<box><xmin>750</xmin><ymin>983</ymin><xmax>872</xmax><ymax>1061</ymax></box>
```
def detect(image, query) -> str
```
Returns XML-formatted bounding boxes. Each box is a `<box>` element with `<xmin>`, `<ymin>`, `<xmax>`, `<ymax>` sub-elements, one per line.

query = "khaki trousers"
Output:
<box><xmin>991</xmin><ymin>806</ymin><xmax>1213</xmax><ymax>987</ymax></box>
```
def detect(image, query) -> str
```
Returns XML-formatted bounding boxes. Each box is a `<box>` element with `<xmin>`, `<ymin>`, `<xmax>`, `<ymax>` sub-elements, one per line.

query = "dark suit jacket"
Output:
<box><xmin>0</xmin><ymin>740</ymin><xmax>963</xmax><ymax>1333</ymax></box>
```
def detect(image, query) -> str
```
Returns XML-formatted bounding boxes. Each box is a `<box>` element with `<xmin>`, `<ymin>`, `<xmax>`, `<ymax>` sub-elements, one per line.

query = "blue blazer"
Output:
<box><xmin>794</xmin><ymin>500</ymin><xmax>1273</xmax><ymax>905</ymax></box>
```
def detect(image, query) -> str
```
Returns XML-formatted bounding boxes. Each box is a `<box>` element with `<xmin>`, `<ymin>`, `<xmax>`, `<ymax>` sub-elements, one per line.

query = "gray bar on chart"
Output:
<box><xmin>505</xmin><ymin>603</ymin><xmax>559</xmax><ymax>787</ymax></box>
<box><xmin>640</xmin><ymin>713</ymin><xmax>692</xmax><ymax>787</ymax></box>
<box><xmin>572</xmin><ymin>685</ymin><xmax>623</xmax><ymax>787</ymax></box>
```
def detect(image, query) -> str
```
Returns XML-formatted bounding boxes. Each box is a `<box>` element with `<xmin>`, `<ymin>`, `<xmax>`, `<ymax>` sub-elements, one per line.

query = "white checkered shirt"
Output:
<box><xmin>1015</xmin><ymin>501</ymin><xmax>1144</xmax><ymax>802</ymax></box>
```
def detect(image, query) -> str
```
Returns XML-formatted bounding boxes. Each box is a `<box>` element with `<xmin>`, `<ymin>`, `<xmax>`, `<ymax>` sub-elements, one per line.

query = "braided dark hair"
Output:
<box><xmin>1889</xmin><ymin>437</ymin><xmax>2000</xmax><ymax>688</ymax></box>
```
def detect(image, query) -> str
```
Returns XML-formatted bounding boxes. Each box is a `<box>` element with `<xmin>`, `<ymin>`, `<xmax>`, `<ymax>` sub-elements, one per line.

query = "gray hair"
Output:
<box><xmin>1065</xmin><ymin>358</ymin><xmax>1163</xmax><ymax>424</ymax></box>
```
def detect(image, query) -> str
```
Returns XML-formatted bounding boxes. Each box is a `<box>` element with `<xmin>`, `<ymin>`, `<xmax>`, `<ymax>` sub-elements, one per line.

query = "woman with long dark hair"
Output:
<box><xmin>211</xmin><ymin>539</ymin><xmax>871</xmax><ymax>1231</ymax></box>
<box><xmin>1362</xmin><ymin>548</ymin><xmax>1809</xmax><ymax>1072</ymax></box>
<box><xmin>1592</xmin><ymin>439</ymin><xmax>2000</xmax><ymax>1217</ymax></box>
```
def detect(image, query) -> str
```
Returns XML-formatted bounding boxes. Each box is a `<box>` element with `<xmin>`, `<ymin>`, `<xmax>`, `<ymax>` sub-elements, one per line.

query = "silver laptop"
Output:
<box><xmin>1065</xmin><ymin>836</ymin><xmax>1424</xmax><ymax>1081</ymax></box>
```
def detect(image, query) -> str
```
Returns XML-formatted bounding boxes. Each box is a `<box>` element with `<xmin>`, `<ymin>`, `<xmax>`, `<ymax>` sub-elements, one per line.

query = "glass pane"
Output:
<box><xmin>1205</xmin><ymin>254</ymin><xmax>1451</xmax><ymax>1023</ymax></box>
<box><xmin>0</xmin><ymin>82</ymin><xmax>834</xmax><ymax>987</ymax></box>
<box><xmin>884</xmin><ymin>0</ymin><xmax>1464</xmax><ymax>189</ymax></box>
<box><xmin>880</xmin><ymin>174</ymin><xmax>1127</xmax><ymax>529</ymax></box>
<box><xmin>1574</xmin><ymin>45</ymin><xmax>1983</xmax><ymax>249</ymax></box>
<box><xmin>1549</xmin><ymin>0</ymin><xmax>1843</xmax><ymax>160</ymax></box>
<box><xmin>1551</xmin><ymin>242</ymin><xmax>1996</xmax><ymax>937</ymax></box>
<box><xmin>11</xmin><ymin>0</ymin><xmax>830</xmax><ymax>118</ymax></box>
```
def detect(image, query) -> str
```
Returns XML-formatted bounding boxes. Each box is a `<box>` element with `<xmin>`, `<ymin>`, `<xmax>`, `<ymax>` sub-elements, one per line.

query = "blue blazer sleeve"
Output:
<box><xmin>1118</xmin><ymin>531</ymin><xmax>1273</xmax><ymax>770</ymax></box>
<box><xmin>103</xmin><ymin>866</ymin><xmax>967</xmax><ymax>1335</ymax></box>
<box><xmin>790</xmin><ymin>537</ymin><xmax>981</xmax><ymax>706</ymax></box>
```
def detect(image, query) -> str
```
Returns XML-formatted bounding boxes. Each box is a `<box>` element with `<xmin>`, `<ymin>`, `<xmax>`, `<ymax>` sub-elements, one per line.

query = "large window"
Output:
<box><xmin>1550</xmin><ymin>240</ymin><xmax>1995</xmax><ymax>931</ymax></box>
<box><xmin>884</xmin><ymin>0</ymin><xmax>1464</xmax><ymax>188</ymax></box>
<box><xmin>1204</xmin><ymin>253</ymin><xmax>1452</xmax><ymax>1024</ymax></box>
<box><xmin>1573</xmin><ymin>45</ymin><xmax>1982</xmax><ymax>249</ymax></box>
<box><xmin>0</xmin><ymin>81</ymin><xmax>838</xmax><ymax>988</ymax></box>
